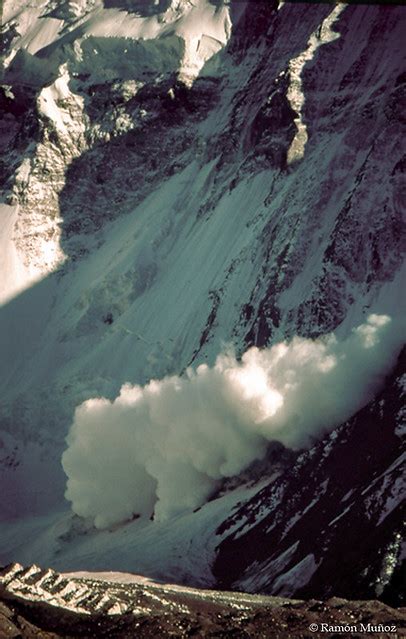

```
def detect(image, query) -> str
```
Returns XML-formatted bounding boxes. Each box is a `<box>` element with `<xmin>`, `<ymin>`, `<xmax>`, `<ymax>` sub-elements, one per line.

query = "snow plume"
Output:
<box><xmin>62</xmin><ymin>315</ymin><xmax>403</xmax><ymax>528</ymax></box>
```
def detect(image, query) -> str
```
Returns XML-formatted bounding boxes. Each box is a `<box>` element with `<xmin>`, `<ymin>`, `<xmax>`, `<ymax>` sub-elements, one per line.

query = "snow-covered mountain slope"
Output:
<box><xmin>0</xmin><ymin>478</ymin><xmax>270</xmax><ymax>586</ymax></box>
<box><xmin>0</xmin><ymin>0</ymin><xmax>405</xmax><ymax>601</ymax></box>
<box><xmin>2</xmin><ymin>351</ymin><xmax>403</xmax><ymax>606</ymax></box>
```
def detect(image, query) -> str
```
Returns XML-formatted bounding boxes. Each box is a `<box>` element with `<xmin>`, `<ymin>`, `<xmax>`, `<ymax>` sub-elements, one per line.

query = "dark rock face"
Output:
<box><xmin>1</xmin><ymin>563</ymin><xmax>405</xmax><ymax>638</ymax></box>
<box><xmin>59</xmin><ymin>77</ymin><xmax>219</xmax><ymax>242</ymax></box>
<box><xmin>213</xmin><ymin>349</ymin><xmax>406</xmax><ymax>604</ymax></box>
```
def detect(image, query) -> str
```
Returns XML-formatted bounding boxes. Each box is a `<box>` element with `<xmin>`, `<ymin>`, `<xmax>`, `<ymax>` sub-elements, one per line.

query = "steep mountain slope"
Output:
<box><xmin>214</xmin><ymin>348</ymin><xmax>406</xmax><ymax>605</ymax></box>
<box><xmin>0</xmin><ymin>0</ymin><xmax>405</xmax><ymax>602</ymax></box>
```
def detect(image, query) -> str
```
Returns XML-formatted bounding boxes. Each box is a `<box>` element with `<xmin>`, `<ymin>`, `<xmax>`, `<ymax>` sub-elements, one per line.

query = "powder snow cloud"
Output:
<box><xmin>62</xmin><ymin>314</ymin><xmax>403</xmax><ymax>528</ymax></box>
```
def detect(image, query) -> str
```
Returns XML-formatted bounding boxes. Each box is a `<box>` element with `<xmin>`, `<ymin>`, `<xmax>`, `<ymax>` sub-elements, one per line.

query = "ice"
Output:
<box><xmin>272</xmin><ymin>554</ymin><xmax>319</xmax><ymax>597</ymax></box>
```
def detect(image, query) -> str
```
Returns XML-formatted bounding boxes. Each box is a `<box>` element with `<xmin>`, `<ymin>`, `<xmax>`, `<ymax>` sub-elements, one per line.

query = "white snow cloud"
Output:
<box><xmin>62</xmin><ymin>314</ymin><xmax>403</xmax><ymax>528</ymax></box>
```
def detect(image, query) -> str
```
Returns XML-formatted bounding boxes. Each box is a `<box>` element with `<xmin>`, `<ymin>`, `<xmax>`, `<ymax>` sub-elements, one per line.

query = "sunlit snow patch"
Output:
<box><xmin>287</xmin><ymin>3</ymin><xmax>346</xmax><ymax>165</ymax></box>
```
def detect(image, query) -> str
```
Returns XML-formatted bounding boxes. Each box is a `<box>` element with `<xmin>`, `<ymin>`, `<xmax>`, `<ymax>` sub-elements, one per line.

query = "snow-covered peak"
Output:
<box><xmin>1</xmin><ymin>0</ymin><xmax>235</xmax><ymax>294</ymax></box>
<box><xmin>3</xmin><ymin>0</ymin><xmax>232</xmax><ymax>85</ymax></box>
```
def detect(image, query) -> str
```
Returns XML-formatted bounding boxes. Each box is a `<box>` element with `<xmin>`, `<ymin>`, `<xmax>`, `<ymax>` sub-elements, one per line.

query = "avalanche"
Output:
<box><xmin>62</xmin><ymin>314</ymin><xmax>404</xmax><ymax>528</ymax></box>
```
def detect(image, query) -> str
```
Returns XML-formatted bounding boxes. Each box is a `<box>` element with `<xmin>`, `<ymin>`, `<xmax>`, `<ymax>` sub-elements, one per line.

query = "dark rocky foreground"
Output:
<box><xmin>1</xmin><ymin>564</ymin><xmax>406</xmax><ymax>639</ymax></box>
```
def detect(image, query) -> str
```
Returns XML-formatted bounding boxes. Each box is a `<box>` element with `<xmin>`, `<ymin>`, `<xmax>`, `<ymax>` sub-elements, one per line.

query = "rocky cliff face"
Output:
<box><xmin>214</xmin><ymin>348</ymin><xmax>405</xmax><ymax>605</ymax></box>
<box><xmin>0</xmin><ymin>0</ymin><xmax>404</xmax><ymax>603</ymax></box>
